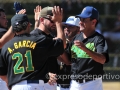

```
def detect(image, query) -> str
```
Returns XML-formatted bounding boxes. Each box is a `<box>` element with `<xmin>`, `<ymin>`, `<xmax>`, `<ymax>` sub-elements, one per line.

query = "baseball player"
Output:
<box><xmin>57</xmin><ymin>16</ymin><xmax>80</xmax><ymax>90</ymax></box>
<box><xmin>60</xmin><ymin>6</ymin><xmax>109</xmax><ymax>90</ymax></box>
<box><xmin>0</xmin><ymin>8</ymin><xmax>9</xmax><ymax>90</ymax></box>
<box><xmin>0</xmin><ymin>5</ymin><xmax>25</xmax><ymax>49</ymax></box>
<box><xmin>13</xmin><ymin>3</ymin><xmax>69</xmax><ymax>90</ymax></box>
<box><xmin>31</xmin><ymin>6</ymin><xmax>70</xmax><ymax>90</ymax></box>
<box><xmin>0</xmin><ymin>6</ymin><xmax>67</xmax><ymax>90</ymax></box>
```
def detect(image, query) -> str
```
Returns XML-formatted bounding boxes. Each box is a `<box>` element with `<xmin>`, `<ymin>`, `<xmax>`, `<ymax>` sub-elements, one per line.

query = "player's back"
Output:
<box><xmin>1</xmin><ymin>33</ymin><xmax>64</xmax><ymax>87</ymax></box>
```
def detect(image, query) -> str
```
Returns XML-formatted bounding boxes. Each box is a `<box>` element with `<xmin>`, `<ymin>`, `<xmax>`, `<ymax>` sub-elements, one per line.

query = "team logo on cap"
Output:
<box><xmin>15</xmin><ymin>22</ymin><xmax>19</xmax><ymax>25</ymax></box>
<box><xmin>67</xmin><ymin>18</ymin><xmax>74</xmax><ymax>22</ymax></box>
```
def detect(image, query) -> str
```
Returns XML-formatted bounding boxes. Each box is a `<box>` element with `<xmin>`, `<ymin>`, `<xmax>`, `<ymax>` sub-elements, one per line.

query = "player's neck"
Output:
<box><xmin>15</xmin><ymin>30</ymin><xmax>29</xmax><ymax>35</ymax></box>
<box><xmin>83</xmin><ymin>30</ymin><xmax>96</xmax><ymax>38</ymax></box>
<box><xmin>38</xmin><ymin>26</ymin><xmax>50</xmax><ymax>35</ymax></box>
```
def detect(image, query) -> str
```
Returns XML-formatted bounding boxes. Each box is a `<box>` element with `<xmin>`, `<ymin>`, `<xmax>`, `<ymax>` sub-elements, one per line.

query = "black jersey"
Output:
<box><xmin>0</xmin><ymin>33</ymin><xmax>64</xmax><ymax>87</ymax></box>
<box><xmin>57</xmin><ymin>41</ymin><xmax>71</xmax><ymax>85</ymax></box>
<box><xmin>0</xmin><ymin>28</ymin><xmax>7</xmax><ymax>52</ymax></box>
<box><xmin>30</xmin><ymin>29</ymin><xmax>59</xmax><ymax>82</ymax></box>
<box><xmin>67</xmin><ymin>32</ymin><xmax>109</xmax><ymax>80</ymax></box>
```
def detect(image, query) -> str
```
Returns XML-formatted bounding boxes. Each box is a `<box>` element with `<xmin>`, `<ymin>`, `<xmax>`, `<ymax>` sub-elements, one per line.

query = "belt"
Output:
<box><xmin>27</xmin><ymin>80</ymin><xmax>39</xmax><ymax>84</ymax></box>
<box><xmin>57</xmin><ymin>84</ymin><xmax>70</xmax><ymax>88</ymax></box>
<box><xmin>75</xmin><ymin>78</ymin><xmax>94</xmax><ymax>83</ymax></box>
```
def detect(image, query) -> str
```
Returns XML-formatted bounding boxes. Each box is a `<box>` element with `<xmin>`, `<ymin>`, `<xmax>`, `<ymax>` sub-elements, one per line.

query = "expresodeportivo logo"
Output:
<box><xmin>45</xmin><ymin>73</ymin><xmax>120</xmax><ymax>81</ymax></box>
<box><xmin>71</xmin><ymin>43</ymin><xmax>95</xmax><ymax>58</ymax></box>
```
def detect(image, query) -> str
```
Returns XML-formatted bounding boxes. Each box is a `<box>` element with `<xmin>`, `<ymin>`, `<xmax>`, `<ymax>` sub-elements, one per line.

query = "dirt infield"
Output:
<box><xmin>103</xmin><ymin>82</ymin><xmax>120</xmax><ymax>90</ymax></box>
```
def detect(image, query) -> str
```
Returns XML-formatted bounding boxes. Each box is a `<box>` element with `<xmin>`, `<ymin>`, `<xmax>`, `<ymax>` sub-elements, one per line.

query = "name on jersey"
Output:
<box><xmin>7</xmin><ymin>40</ymin><xmax>36</xmax><ymax>53</ymax></box>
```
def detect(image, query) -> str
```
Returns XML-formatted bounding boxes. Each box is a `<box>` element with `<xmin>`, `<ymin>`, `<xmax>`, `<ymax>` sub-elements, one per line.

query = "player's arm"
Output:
<box><xmin>57</xmin><ymin>52</ymin><xmax>71</xmax><ymax>65</ymax></box>
<box><xmin>81</xmin><ymin>47</ymin><xmax>106</xmax><ymax>64</ymax></box>
<box><xmin>74</xmin><ymin>40</ymin><xmax>106</xmax><ymax>64</ymax></box>
<box><xmin>34</xmin><ymin>5</ymin><xmax>41</xmax><ymax>29</ymax></box>
<box><xmin>52</xmin><ymin>6</ymin><xmax>66</xmax><ymax>49</ymax></box>
<box><xmin>0</xmin><ymin>9</ymin><xmax>27</xmax><ymax>48</ymax></box>
<box><xmin>0</xmin><ymin>26</ymin><xmax>15</xmax><ymax>48</ymax></box>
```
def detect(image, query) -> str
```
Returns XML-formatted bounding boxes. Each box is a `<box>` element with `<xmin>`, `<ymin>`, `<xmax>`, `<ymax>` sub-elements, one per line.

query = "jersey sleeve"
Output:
<box><xmin>47</xmin><ymin>38</ymin><xmax>64</xmax><ymax>57</ymax></box>
<box><xmin>36</xmin><ymin>35</ymin><xmax>64</xmax><ymax>57</ymax></box>
<box><xmin>0</xmin><ymin>53</ymin><xmax>7</xmax><ymax>75</ymax></box>
<box><xmin>96</xmin><ymin>37</ymin><xmax>109</xmax><ymax>63</ymax></box>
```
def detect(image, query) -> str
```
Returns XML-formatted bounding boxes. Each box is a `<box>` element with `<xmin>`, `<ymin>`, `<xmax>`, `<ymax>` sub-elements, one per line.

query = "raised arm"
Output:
<box><xmin>0</xmin><ymin>9</ymin><xmax>27</xmax><ymax>48</ymax></box>
<box><xmin>0</xmin><ymin>26</ymin><xmax>14</xmax><ymax>48</ymax></box>
<box><xmin>52</xmin><ymin>6</ymin><xmax>66</xmax><ymax>49</ymax></box>
<box><xmin>34</xmin><ymin>5</ymin><xmax>42</xmax><ymax>29</ymax></box>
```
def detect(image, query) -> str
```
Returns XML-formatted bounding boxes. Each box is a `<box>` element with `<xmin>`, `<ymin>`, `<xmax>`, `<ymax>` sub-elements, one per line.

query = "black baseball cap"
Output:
<box><xmin>11</xmin><ymin>14</ymin><xmax>29</xmax><ymax>30</ymax></box>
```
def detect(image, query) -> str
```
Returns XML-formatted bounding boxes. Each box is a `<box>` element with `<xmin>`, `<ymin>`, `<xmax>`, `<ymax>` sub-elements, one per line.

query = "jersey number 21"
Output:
<box><xmin>12</xmin><ymin>50</ymin><xmax>34</xmax><ymax>74</ymax></box>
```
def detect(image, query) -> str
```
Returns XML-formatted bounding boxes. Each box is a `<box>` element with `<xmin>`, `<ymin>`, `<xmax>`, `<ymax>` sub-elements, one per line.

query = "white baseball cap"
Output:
<box><xmin>62</xmin><ymin>16</ymin><xmax>80</xmax><ymax>27</ymax></box>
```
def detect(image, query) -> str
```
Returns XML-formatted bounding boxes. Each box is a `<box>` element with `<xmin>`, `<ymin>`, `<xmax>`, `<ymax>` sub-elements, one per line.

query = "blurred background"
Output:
<box><xmin>0</xmin><ymin>0</ymin><xmax>120</xmax><ymax>90</ymax></box>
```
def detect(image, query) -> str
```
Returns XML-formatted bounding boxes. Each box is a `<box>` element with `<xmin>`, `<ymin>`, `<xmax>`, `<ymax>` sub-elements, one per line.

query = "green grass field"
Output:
<box><xmin>103</xmin><ymin>82</ymin><xmax>120</xmax><ymax>90</ymax></box>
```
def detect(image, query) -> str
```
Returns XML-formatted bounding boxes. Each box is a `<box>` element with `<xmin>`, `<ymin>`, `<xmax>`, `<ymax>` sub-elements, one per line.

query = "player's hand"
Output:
<box><xmin>74</xmin><ymin>40</ymin><xmax>86</xmax><ymax>50</ymax></box>
<box><xmin>51</xmin><ymin>6</ymin><xmax>63</xmax><ymax>23</ymax></box>
<box><xmin>17</xmin><ymin>9</ymin><xmax>26</xmax><ymax>14</ymax></box>
<box><xmin>13</xmin><ymin>2</ymin><xmax>24</xmax><ymax>14</ymax></box>
<box><xmin>48</xmin><ymin>72</ymin><xmax>57</xmax><ymax>85</ymax></box>
<box><xmin>34</xmin><ymin>5</ymin><xmax>42</xmax><ymax>21</ymax></box>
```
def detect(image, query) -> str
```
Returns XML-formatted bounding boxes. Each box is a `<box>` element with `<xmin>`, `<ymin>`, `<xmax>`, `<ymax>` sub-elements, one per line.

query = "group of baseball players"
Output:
<box><xmin>0</xmin><ymin>1</ymin><xmax>109</xmax><ymax>90</ymax></box>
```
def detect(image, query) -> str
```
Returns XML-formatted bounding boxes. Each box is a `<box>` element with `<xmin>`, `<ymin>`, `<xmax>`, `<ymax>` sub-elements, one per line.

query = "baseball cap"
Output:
<box><xmin>39</xmin><ymin>6</ymin><xmax>53</xmax><ymax>17</ymax></box>
<box><xmin>11</xmin><ymin>14</ymin><xmax>29</xmax><ymax>32</ymax></box>
<box><xmin>62</xmin><ymin>16</ymin><xmax>80</xmax><ymax>27</ymax></box>
<box><xmin>76</xmin><ymin>6</ymin><xmax>99</xmax><ymax>20</ymax></box>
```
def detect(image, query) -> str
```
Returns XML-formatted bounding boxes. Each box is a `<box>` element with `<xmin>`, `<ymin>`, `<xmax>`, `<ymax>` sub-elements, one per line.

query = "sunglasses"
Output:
<box><xmin>44</xmin><ymin>17</ymin><xmax>54</xmax><ymax>23</ymax></box>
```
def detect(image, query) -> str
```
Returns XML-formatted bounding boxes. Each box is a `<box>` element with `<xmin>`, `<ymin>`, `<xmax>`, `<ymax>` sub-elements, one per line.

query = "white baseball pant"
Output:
<box><xmin>11</xmin><ymin>80</ymin><xmax>57</xmax><ymax>90</ymax></box>
<box><xmin>70</xmin><ymin>78</ymin><xmax>103</xmax><ymax>90</ymax></box>
<box><xmin>44</xmin><ymin>83</ymin><xmax>57</xmax><ymax>90</ymax></box>
<box><xmin>11</xmin><ymin>80</ymin><xmax>44</xmax><ymax>90</ymax></box>
<box><xmin>57</xmin><ymin>85</ymin><xmax>69</xmax><ymax>90</ymax></box>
